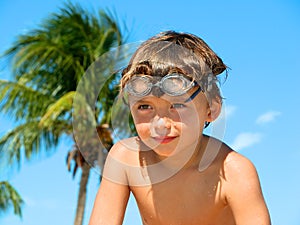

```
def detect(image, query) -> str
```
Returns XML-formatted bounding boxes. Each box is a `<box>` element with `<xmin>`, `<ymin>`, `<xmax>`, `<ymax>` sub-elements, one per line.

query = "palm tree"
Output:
<box><xmin>0</xmin><ymin>2</ymin><xmax>127</xmax><ymax>225</ymax></box>
<box><xmin>0</xmin><ymin>181</ymin><xmax>23</xmax><ymax>217</ymax></box>
<box><xmin>67</xmin><ymin>124</ymin><xmax>113</xmax><ymax>225</ymax></box>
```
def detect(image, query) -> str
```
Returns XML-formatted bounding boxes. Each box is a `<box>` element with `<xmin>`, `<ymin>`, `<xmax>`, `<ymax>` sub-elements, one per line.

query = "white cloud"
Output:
<box><xmin>256</xmin><ymin>111</ymin><xmax>281</xmax><ymax>124</ymax></box>
<box><xmin>231</xmin><ymin>132</ymin><xmax>263</xmax><ymax>151</ymax></box>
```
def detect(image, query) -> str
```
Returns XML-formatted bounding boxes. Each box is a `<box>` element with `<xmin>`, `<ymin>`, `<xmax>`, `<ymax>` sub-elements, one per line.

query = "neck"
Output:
<box><xmin>138</xmin><ymin>135</ymin><xmax>209</xmax><ymax>184</ymax></box>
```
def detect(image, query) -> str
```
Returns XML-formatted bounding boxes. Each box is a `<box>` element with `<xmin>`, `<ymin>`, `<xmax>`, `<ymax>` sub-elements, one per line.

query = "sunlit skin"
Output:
<box><xmin>89</xmin><ymin>87</ymin><xmax>271</xmax><ymax>225</ymax></box>
<box><xmin>129</xmin><ymin>89</ymin><xmax>207</xmax><ymax>159</ymax></box>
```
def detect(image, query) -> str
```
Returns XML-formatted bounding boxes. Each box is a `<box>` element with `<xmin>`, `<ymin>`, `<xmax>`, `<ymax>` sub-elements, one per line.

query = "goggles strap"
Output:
<box><xmin>184</xmin><ymin>86</ymin><xmax>202</xmax><ymax>103</ymax></box>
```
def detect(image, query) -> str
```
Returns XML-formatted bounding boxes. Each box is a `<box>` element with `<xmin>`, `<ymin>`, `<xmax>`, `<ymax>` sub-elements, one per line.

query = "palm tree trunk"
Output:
<box><xmin>74</xmin><ymin>162</ymin><xmax>90</xmax><ymax>225</ymax></box>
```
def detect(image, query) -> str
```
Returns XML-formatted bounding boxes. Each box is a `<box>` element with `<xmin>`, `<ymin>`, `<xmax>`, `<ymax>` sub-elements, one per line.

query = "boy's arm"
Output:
<box><xmin>224</xmin><ymin>153</ymin><xmax>271</xmax><ymax>225</ymax></box>
<box><xmin>89</xmin><ymin>178</ymin><xmax>130</xmax><ymax>225</ymax></box>
<box><xmin>89</xmin><ymin>142</ymin><xmax>131</xmax><ymax>225</ymax></box>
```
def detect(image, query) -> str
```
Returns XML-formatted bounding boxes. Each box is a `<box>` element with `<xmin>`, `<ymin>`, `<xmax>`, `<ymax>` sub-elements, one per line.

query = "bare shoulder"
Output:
<box><xmin>108</xmin><ymin>137</ymin><xmax>140</xmax><ymax>166</ymax></box>
<box><xmin>221</xmin><ymin>147</ymin><xmax>265</xmax><ymax>203</ymax></box>
<box><xmin>204</xmin><ymin>137</ymin><xmax>262</xmax><ymax>194</ymax></box>
<box><xmin>199</xmin><ymin>136</ymin><xmax>255</xmax><ymax>176</ymax></box>
<box><xmin>223</xmin><ymin>149</ymin><xmax>258</xmax><ymax>181</ymax></box>
<box><xmin>219</xmin><ymin>147</ymin><xmax>271</xmax><ymax>224</ymax></box>
<box><xmin>102</xmin><ymin>137</ymin><xmax>141</xmax><ymax>186</ymax></box>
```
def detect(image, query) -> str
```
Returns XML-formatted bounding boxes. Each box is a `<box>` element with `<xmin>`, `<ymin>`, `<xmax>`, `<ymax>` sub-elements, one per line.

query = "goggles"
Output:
<box><xmin>124</xmin><ymin>74</ymin><xmax>199</xmax><ymax>97</ymax></box>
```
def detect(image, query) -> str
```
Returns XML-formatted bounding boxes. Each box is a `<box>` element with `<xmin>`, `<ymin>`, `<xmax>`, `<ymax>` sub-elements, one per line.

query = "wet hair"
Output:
<box><xmin>120</xmin><ymin>30</ymin><xmax>228</xmax><ymax>102</ymax></box>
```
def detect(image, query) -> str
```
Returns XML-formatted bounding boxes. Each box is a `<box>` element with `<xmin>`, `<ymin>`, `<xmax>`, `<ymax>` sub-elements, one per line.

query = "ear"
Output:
<box><xmin>206</xmin><ymin>97</ymin><xmax>222</xmax><ymax>122</ymax></box>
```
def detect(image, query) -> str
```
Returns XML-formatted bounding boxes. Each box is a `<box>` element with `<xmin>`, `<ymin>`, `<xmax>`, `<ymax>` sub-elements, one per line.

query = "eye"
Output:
<box><xmin>171</xmin><ymin>103</ymin><xmax>186</xmax><ymax>109</ymax></box>
<box><xmin>138</xmin><ymin>104</ymin><xmax>153</xmax><ymax>110</ymax></box>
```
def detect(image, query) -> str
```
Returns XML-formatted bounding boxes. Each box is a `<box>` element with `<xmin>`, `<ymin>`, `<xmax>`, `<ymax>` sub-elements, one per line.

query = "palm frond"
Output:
<box><xmin>0</xmin><ymin>79</ymin><xmax>55</xmax><ymax>121</ymax></box>
<box><xmin>0</xmin><ymin>181</ymin><xmax>23</xmax><ymax>217</ymax></box>
<box><xmin>39</xmin><ymin>91</ymin><xmax>75</xmax><ymax>128</ymax></box>
<box><xmin>0</xmin><ymin>121</ymin><xmax>62</xmax><ymax>167</ymax></box>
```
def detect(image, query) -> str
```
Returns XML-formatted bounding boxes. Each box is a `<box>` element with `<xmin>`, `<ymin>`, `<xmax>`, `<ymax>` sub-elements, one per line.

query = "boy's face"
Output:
<box><xmin>128</xmin><ymin>85</ymin><xmax>211</xmax><ymax>157</ymax></box>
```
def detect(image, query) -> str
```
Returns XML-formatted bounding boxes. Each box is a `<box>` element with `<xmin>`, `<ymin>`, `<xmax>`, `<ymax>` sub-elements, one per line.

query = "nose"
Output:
<box><xmin>150</xmin><ymin>116</ymin><xmax>172</xmax><ymax>136</ymax></box>
<box><xmin>156</xmin><ymin>117</ymin><xmax>170</xmax><ymax>129</ymax></box>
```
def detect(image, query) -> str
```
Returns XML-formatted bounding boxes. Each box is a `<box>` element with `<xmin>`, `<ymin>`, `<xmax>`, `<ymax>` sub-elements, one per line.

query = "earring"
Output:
<box><xmin>204</xmin><ymin>121</ymin><xmax>210</xmax><ymax>128</ymax></box>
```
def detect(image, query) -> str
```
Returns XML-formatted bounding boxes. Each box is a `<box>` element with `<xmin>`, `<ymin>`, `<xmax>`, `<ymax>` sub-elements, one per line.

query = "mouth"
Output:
<box><xmin>152</xmin><ymin>136</ymin><xmax>177</xmax><ymax>144</ymax></box>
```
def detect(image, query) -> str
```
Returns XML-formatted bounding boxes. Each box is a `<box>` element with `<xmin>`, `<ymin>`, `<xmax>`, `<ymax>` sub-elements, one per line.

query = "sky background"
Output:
<box><xmin>0</xmin><ymin>0</ymin><xmax>299</xmax><ymax>224</ymax></box>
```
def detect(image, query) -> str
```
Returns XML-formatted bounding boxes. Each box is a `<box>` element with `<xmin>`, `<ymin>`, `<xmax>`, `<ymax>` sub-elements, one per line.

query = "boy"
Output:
<box><xmin>89</xmin><ymin>31</ymin><xmax>271</xmax><ymax>225</ymax></box>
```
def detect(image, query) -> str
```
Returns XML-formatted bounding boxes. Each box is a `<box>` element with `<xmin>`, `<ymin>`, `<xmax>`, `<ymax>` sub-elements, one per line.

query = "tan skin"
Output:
<box><xmin>89</xmin><ymin>87</ymin><xmax>271</xmax><ymax>225</ymax></box>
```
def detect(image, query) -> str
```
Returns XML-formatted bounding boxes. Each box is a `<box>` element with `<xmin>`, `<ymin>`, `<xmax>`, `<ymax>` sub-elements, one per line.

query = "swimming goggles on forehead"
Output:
<box><xmin>124</xmin><ymin>73</ymin><xmax>199</xmax><ymax>97</ymax></box>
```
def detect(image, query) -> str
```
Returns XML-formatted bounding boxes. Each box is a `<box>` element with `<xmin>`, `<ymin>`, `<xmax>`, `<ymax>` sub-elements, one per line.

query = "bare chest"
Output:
<box><xmin>131</xmin><ymin>169</ymin><xmax>235</xmax><ymax>225</ymax></box>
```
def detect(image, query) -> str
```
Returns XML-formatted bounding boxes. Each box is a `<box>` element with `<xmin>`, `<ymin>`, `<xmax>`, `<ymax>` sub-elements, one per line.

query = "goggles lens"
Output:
<box><xmin>125</xmin><ymin>74</ymin><xmax>195</xmax><ymax>97</ymax></box>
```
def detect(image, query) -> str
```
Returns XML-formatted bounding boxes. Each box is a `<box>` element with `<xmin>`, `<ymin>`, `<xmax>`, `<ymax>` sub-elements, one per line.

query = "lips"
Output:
<box><xmin>152</xmin><ymin>136</ymin><xmax>177</xmax><ymax>144</ymax></box>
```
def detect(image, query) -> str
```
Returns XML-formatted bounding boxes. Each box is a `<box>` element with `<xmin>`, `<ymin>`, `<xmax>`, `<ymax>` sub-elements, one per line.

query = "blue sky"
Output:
<box><xmin>0</xmin><ymin>0</ymin><xmax>299</xmax><ymax>224</ymax></box>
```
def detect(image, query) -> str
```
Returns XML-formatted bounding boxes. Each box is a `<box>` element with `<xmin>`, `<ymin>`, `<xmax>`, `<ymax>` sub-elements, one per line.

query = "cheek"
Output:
<box><xmin>176</xmin><ymin>107</ymin><xmax>207</xmax><ymax>139</ymax></box>
<box><xmin>134</xmin><ymin>122</ymin><xmax>151</xmax><ymax>138</ymax></box>
<box><xmin>178</xmin><ymin>108</ymin><xmax>205</xmax><ymax>127</ymax></box>
<box><xmin>180</xmin><ymin>118</ymin><xmax>202</xmax><ymax>140</ymax></box>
